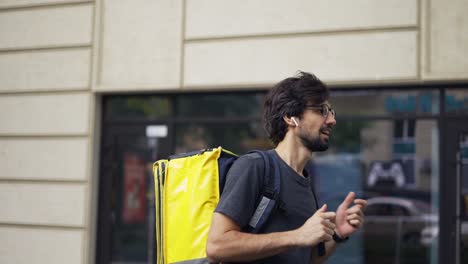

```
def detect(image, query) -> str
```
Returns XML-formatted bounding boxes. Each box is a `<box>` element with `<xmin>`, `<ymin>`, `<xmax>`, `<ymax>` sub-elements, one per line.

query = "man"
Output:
<box><xmin>206</xmin><ymin>72</ymin><xmax>367</xmax><ymax>263</ymax></box>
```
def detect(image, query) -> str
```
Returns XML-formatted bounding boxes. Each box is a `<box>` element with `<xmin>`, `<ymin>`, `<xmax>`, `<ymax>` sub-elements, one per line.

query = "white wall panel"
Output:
<box><xmin>186</xmin><ymin>0</ymin><xmax>417</xmax><ymax>38</ymax></box>
<box><xmin>0</xmin><ymin>183</ymin><xmax>86</xmax><ymax>226</ymax></box>
<box><xmin>0</xmin><ymin>138</ymin><xmax>88</xmax><ymax>180</ymax></box>
<box><xmin>0</xmin><ymin>49</ymin><xmax>90</xmax><ymax>92</ymax></box>
<box><xmin>0</xmin><ymin>227</ymin><xmax>83</xmax><ymax>264</ymax></box>
<box><xmin>0</xmin><ymin>0</ymin><xmax>88</xmax><ymax>8</ymax></box>
<box><xmin>184</xmin><ymin>31</ymin><xmax>417</xmax><ymax>87</ymax></box>
<box><xmin>429</xmin><ymin>0</ymin><xmax>468</xmax><ymax>75</ymax></box>
<box><xmin>99</xmin><ymin>0</ymin><xmax>182</xmax><ymax>90</ymax></box>
<box><xmin>0</xmin><ymin>4</ymin><xmax>93</xmax><ymax>49</ymax></box>
<box><xmin>0</xmin><ymin>93</ymin><xmax>90</xmax><ymax>135</ymax></box>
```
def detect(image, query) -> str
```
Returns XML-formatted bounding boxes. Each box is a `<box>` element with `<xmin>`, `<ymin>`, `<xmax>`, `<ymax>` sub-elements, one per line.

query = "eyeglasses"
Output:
<box><xmin>306</xmin><ymin>104</ymin><xmax>336</xmax><ymax>118</ymax></box>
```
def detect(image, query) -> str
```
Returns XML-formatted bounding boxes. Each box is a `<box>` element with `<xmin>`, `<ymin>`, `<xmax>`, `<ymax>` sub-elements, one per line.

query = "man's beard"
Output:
<box><xmin>299</xmin><ymin>127</ymin><xmax>330</xmax><ymax>152</ymax></box>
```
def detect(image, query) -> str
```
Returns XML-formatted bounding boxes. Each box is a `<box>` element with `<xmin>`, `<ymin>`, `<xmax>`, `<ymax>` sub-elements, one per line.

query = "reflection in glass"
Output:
<box><xmin>460</xmin><ymin>134</ymin><xmax>468</xmax><ymax>263</ymax></box>
<box><xmin>331</xmin><ymin>90</ymin><xmax>439</xmax><ymax>116</ymax></box>
<box><xmin>176</xmin><ymin>93</ymin><xmax>264</xmax><ymax>118</ymax></box>
<box><xmin>446</xmin><ymin>89</ymin><xmax>468</xmax><ymax>115</ymax></box>
<box><xmin>109</xmin><ymin>134</ymin><xmax>157</xmax><ymax>263</ymax></box>
<box><xmin>106</xmin><ymin>96</ymin><xmax>171</xmax><ymax>120</ymax></box>
<box><xmin>100</xmin><ymin>90</ymin><xmax>448</xmax><ymax>264</ymax></box>
<box><xmin>175</xmin><ymin>122</ymin><xmax>271</xmax><ymax>155</ymax></box>
<box><xmin>315</xmin><ymin>120</ymin><xmax>439</xmax><ymax>264</ymax></box>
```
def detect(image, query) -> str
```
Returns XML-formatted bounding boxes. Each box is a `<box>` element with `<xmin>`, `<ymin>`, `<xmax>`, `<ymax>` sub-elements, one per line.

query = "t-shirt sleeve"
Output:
<box><xmin>215</xmin><ymin>153</ymin><xmax>265</xmax><ymax>228</ymax></box>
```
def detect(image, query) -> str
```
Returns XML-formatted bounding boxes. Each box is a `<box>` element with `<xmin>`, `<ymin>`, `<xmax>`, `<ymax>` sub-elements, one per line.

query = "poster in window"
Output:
<box><xmin>122</xmin><ymin>152</ymin><xmax>146</xmax><ymax>223</ymax></box>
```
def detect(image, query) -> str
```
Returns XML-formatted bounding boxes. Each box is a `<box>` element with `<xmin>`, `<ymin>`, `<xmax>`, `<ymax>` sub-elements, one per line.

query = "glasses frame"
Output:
<box><xmin>305</xmin><ymin>104</ymin><xmax>336</xmax><ymax>118</ymax></box>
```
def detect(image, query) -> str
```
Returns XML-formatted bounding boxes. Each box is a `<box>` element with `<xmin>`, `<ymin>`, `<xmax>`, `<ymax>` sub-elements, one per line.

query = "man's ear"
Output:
<box><xmin>291</xmin><ymin>117</ymin><xmax>299</xmax><ymax>127</ymax></box>
<box><xmin>283</xmin><ymin>116</ymin><xmax>298</xmax><ymax>127</ymax></box>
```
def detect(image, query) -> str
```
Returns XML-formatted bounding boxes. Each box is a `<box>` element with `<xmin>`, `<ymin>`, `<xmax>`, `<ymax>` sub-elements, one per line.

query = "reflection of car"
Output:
<box><xmin>363</xmin><ymin>197</ymin><xmax>436</xmax><ymax>263</ymax></box>
<box><xmin>364</xmin><ymin>196</ymin><xmax>436</xmax><ymax>246</ymax></box>
<box><xmin>420</xmin><ymin>221</ymin><xmax>468</xmax><ymax>247</ymax></box>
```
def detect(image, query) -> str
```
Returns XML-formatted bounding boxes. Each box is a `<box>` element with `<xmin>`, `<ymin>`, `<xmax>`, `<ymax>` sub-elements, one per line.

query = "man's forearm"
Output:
<box><xmin>207</xmin><ymin>207</ymin><xmax>337</xmax><ymax>262</ymax></box>
<box><xmin>206</xmin><ymin>229</ymin><xmax>300</xmax><ymax>262</ymax></box>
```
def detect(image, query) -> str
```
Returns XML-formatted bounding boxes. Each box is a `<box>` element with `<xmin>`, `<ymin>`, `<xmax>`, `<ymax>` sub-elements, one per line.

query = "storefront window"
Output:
<box><xmin>99</xmin><ymin>89</ymin><xmax>447</xmax><ymax>264</ymax></box>
<box><xmin>105</xmin><ymin>95</ymin><xmax>171</xmax><ymax>120</ymax></box>
<box><xmin>176</xmin><ymin>93</ymin><xmax>264</xmax><ymax>118</ymax></box>
<box><xmin>332</xmin><ymin>90</ymin><xmax>440</xmax><ymax>117</ymax></box>
<box><xmin>175</xmin><ymin>123</ymin><xmax>269</xmax><ymax>154</ymax></box>
<box><xmin>460</xmin><ymin>133</ymin><xmax>468</xmax><ymax>263</ymax></box>
<box><xmin>446</xmin><ymin>89</ymin><xmax>468</xmax><ymax>115</ymax></box>
<box><xmin>98</xmin><ymin>93</ymin><xmax>269</xmax><ymax>264</ymax></box>
<box><xmin>315</xmin><ymin>119</ymin><xmax>439</xmax><ymax>264</ymax></box>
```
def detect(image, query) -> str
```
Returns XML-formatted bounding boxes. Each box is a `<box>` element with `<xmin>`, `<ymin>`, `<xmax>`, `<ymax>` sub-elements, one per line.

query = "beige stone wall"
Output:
<box><xmin>0</xmin><ymin>0</ymin><xmax>467</xmax><ymax>263</ymax></box>
<box><xmin>96</xmin><ymin>0</ymin><xmax>183</xmax><ymax>91</ymax></box>
<box><xmin>421</xmin><ymin>0</ymin><xmax>468</xmax><ymax>80</ymax></box>
<box><xmin>0</xmin><ymin>1</ymin><xmax>94</xmax><ymax>264</ymax></box>
<box><xmin>184</xmin><ymin>0</ymin><xmax>419</xmax><ymax>88</ymax></box>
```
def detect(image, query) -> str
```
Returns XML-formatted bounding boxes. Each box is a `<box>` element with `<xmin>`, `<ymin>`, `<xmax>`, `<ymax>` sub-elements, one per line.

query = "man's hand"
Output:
<box><xmin>295</xmin><ymin>204</ymin><xmax>336</xmax><ymax>246</ymax></box>
<box><xmin>335</xmin><ymin>192</ymin><xmax>367</xmax><ymax>238</ymax></box>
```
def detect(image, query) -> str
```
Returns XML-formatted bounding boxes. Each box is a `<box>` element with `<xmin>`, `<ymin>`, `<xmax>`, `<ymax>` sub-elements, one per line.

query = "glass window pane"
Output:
<box><xmin>314</xmin><ymin>120</ymin><xmax>439</xmax><ymax>264</ymax></box>
<box><xmin>174</xmin><ymin>122</ymin><xmax>271</xmax><ymax>155</ymax></box>
<box><xmin>460</xmin><ymin>133</ymin><xmax>468</xmax><ymax>263</ymax></box>
<box><xmin>110</xmin><ymin>134</ymin><xmax>158</xmax><ymax>262</ymax></box>
<box><xmin>365</xmin><ymin>205</ymin><xmax>380</xmax><ymax>216</ymax></box>
<box><xmin>100</xmin><ymin>124</ymin><xmax>173</xmax><ymax>263</ymax></box>
<box><xmin>105</xmin><ymin>96</ymin><xmax>171</xmax><ymax>120</ymax></box>
<box><xmin>391</xmin><ymin>205</ymin><xmax>409</xmax><ymax>216</ymax></box>
<box><xmin>394</xmin><ymin>120</ymin><xmax>404</xmax><ymax>139</ymax></box>
<box><xmin>408</xmin><ymin>119</ymin><xmax>416</xmax><ymax>137</ymax></box>
<box><xmin>331</xmin><ymin>90</ymin><xmax>439</xmax><ymax>117</ymax></box>
<box><xmin>176</xmin><ymin>93</ymin><xmax>264</xmax><ymax>118</ymax></box>
<box><xmin>446</xmin><ymin>88</ymin><xmax>468</xmax><ymax>115</ymax></box>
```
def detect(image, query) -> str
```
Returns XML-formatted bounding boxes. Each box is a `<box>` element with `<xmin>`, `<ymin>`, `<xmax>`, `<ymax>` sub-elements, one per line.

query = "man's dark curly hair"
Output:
<box><xmin>263</xmin><ymin>71</ymin><xmax>329</xmax><ymax>145</ymax></box>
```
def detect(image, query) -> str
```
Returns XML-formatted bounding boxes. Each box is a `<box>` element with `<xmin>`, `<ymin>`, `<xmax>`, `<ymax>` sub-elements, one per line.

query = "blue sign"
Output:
<box><xmin>385</xmin><ymin>93</ymin><xmax>467</xmax><ymax>114</ymax></box>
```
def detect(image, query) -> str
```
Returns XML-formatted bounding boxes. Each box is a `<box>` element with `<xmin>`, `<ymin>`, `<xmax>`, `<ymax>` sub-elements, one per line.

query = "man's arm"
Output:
<box><xmin>206</xmin><ymin>204</ymin><xmax>336</xmax><ymax>263</ymax></box>
<box><xmin>206</xmin><ymin>213</ymin><xmax>297</xmax><ymax>262</ymax></box>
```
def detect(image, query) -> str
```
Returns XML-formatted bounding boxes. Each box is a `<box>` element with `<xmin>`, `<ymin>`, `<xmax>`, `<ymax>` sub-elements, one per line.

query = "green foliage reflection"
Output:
<box><xmin>331</xmin><ymin>121</ymin><xmax>370</xmax><ymax>153</ymax></box>
<box><xmin>106</xmin><ymin>96</ymin><xmax>171</xmax><ymax>120</ymax></box>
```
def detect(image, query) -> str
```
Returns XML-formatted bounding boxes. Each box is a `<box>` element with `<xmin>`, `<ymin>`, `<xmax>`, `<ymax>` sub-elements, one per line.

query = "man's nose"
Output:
<box><xmin>326</xmin><ymin>113</ymin><xmax>337</xmax><ymax>126</ymax></box>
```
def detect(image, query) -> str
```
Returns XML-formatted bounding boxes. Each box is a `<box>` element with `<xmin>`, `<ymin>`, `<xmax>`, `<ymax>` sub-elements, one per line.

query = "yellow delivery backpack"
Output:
<box><xmin>153</xmin><ymin>147</ymin><xmax>282</xmax><ymax>264</ymax></box>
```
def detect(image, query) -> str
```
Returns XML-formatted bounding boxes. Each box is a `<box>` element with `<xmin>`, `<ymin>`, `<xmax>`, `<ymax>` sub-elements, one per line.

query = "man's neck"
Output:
<box><xmin>274</xmin><ymin>134</ymin><xmax>312</xmax><ymax>177</ymax></box>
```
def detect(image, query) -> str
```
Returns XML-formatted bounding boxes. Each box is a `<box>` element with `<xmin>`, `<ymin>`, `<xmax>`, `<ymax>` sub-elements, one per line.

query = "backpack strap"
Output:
<box><xmin>307</xmin><ymin>163</ymin><xmax>326</xmax><ymax>257</ymax></box>
<box><xmin>246</xmin><ymin>150</ymin><xmax>285</xmax><ymax>233</ymax></box>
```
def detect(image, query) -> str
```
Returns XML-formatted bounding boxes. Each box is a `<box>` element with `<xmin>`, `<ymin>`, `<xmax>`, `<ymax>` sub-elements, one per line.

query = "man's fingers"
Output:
<box><xmin>317</xmin><ymin>204</ymin><xmax>327</xmax><ymax>212</ymax></box>
<box><xmin>338</xmin><ymin>192</ymin><xmax>355</xmax><ymax>209</ymax></box>
<box><xmin>314</xmin><ymin>204</ymin><xmax>335</xmax><ymax>219</ymax></box>
<box><xmin>346</xmin><ymin>206</ymin><xmax>363</xmax><ymax>214</ymax></box>
<box><xmin>347</xmin><ymin>213</ymin><xmax>361</xmax><ymax>220</ymax></box>
<box><xmin>354</xmin><ymin>199</ymin><xmax>368</xmax><ymax>208</ymax></box>
<box><xmin>320</xmin><ymin>212</ymin><xmax>336</xmax><ymax>220</ymax></box>
<box><xmin>323</xmin><ymin>219</ymin><xmax>336</xmax><ymax>230</ymax></box>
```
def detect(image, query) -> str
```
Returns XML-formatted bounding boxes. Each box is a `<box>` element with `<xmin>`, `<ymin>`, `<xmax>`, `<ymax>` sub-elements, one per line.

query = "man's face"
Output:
<box><xmin>297</xmin><ymin>102</ymin><xmax>336</xmax><ymax>152</ymax></box>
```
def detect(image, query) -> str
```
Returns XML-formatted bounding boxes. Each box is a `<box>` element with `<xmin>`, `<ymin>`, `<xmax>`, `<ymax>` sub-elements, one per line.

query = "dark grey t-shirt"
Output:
<box><xmin>215</xmin><ymin>150</ymin><xmax>319</xmax><ymax>264</ymax></box>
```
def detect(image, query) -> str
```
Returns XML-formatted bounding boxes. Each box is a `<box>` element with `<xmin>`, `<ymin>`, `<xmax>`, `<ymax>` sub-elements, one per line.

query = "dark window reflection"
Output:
<box><xmin>394</xmin><ymin>120</ymin><xmax>404</xmax><ymax>138</ymax></box>
<box><xmin>446</xmin><ymin>89</ymin><xmax>468</xmax><ymax>115</ymax></box>
<box><xmin>316</xmin><ymin>119</ymin><xmax>438</xmax><ymax>264</ymax></box>
<box><xmin>331</xmin><ymin>90</ymin><xmax>440</xmax><ymax>117</ymax></box>
<box><xmin>100</xmin><ymin>91</ymin><xmax>445</xmax><ymax>264</ymax></box>
<box><xmin>176</xmin><ymin>93</ymin><xmax>264</xmax><ymax>118</ymax></box>
<box><xmin>175</xmin><ymin>123</ymin><xmax>271</xmax><ymax>155</ymax></box>
<box><xmin>106</xmin><ymin>96</ymin><xmax>171</xmax><ymax>120</ymax></box>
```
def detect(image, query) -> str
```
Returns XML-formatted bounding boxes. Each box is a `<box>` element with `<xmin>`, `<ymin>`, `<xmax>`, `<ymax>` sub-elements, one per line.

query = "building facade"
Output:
<box><xmin>0</xmin><ymin>0</ymin><xmax>468</xmax><ymax>264</ymax></box>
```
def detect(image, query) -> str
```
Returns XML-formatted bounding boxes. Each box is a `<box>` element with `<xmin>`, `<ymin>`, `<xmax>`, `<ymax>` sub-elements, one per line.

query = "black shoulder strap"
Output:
<box><xmin>306</xmin><ymin>164</ymin><xmax>326</xmax><ymax>257</ymax></box>
<box><xmin>246</xmin><ymin>150</ymin><xmax>284</xmax><ymax>233</ymax></box>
